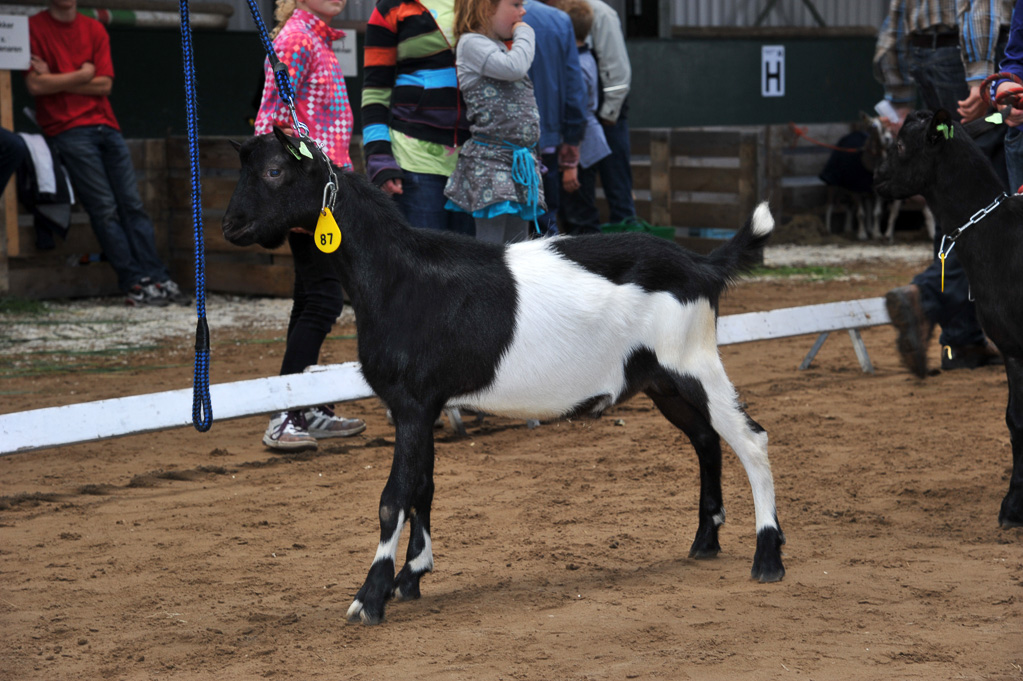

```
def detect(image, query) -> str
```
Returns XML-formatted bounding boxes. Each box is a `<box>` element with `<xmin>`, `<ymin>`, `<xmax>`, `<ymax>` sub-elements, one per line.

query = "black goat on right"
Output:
<box><xmin>874</xmin><ymin>109</ymin><xmax>1022</xmax><ymax>528</ymax></box>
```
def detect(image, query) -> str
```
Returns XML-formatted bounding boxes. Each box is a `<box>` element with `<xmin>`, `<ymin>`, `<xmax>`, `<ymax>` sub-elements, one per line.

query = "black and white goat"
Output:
<box><xmin>222</xmin><ymin>129</ymin><xmax>786</xmax><ymax>625</ymax></box>
<box><xmin>875</xmin><ymin>109</ymin><xmax>1023</xmax><ymax>529</ymax></box>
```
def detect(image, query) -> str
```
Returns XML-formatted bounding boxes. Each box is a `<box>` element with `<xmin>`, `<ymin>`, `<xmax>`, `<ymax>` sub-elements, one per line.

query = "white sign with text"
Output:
<box><xmin>762</xmin><ymin>45</ymin><xmax>785</xmax><ymax>97</ymax></box>
<box><xmin>332</xmin><ymin>35</ymin><xmax>357</xmax><ymax>78</ymax></box>
<box><xmin>0</xmin><ymin>15</ymin><xmax>30</xmax><ymax>71</ymax></box>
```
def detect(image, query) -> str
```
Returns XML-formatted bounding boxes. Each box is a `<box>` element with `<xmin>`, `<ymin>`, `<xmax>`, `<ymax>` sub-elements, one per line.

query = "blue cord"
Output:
<box><xmin>178</xmin><ymin>0</ymin><xmax>298</xmax><ymax>431</ymax></box>
<box><xmin>509</xmin><ymin>146</ymin><xmax>541</xmax><ymax>235</ymax></box>
<box><xmin>179</xmin><ymin>0</ymin><xmax>212</xmax><ymax>431</ymax></box>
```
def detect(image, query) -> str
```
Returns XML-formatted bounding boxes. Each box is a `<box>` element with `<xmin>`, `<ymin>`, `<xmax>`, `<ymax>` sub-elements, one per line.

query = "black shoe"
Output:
<box><xmin>940</xmin><ymin>342</ymin><xmax>1003</xmax><ymax>371</ymax></box>
<box><xmin>155</xmin><ymin>279</ymin><xmax>192</xmax><ymax>306</ymax></box>
<box><xmin>885</xmin><ymin>285</ymin><xmax>935</xmax><ymax>378</ymax></box>
<box><xmin>126</xmin><ymin>279</ymin><xmax>170</xmax><ymax>307</ymax></box>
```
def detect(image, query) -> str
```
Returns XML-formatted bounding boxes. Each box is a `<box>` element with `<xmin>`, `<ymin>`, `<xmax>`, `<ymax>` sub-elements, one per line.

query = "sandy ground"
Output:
<box><xmin>1</xmin><ymin>253</ymin><xmax>1021</xmax><ymax>681</ymax></box>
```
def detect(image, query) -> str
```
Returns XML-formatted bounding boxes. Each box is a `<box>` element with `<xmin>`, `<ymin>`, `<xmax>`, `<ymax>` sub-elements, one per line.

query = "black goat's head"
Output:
<box><xmin>222</xmin><ymin>128</ymin><xmax>327</xmax><ymax>249</ymax></box>
<box><xmin>874</xmin><ymin>109</ymin><xmax>955</xmax><ymax>201</ymax></box>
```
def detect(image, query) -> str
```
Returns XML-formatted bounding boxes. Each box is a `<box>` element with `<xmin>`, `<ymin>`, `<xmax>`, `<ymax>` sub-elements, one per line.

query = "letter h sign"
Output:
<box><xmin>762</xmin><ymin>45</ymin><xmax>785</xmax><ymax>97</ymax></box>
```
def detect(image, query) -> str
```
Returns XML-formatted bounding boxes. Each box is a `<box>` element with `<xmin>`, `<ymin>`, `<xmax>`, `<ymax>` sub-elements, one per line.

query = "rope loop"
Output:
<box><xmin>179</xmin><ymin>0</ymin><xmax>213</xmax><ymax>431</ymax></box>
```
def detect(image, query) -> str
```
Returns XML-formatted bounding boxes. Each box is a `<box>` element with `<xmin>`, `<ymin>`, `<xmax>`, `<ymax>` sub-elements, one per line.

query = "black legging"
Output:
<box><xmin>279</xmin><ymin>230</ymin><xmax>345</xmax><ymax>376</ymax></box>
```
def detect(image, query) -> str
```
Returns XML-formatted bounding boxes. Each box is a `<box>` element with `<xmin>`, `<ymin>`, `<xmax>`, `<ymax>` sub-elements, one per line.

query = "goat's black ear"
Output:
<box><xmin>927</xmin><ymin>109</ymin><xmax>955</xmax><ymax>144</ymax></box>
<box><xmin>272</xmin><ymin>126</ymin><xmax>312</xmax><ymax>162</ymax></box>
<box><xmin>229</xmin><ymin>139</ymin><xmax>242</xmax><ymax>153</ymax></box>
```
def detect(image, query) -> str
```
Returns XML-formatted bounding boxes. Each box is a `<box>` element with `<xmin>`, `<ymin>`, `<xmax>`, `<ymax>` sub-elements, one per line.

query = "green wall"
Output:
<box><xmin>10</xmin><ymin>29</ymin><xmax>881</xmax><ymax>137</ymax></box>
<box><xmin>626</xmin><ymin>35</ymin><xmax>884</xmax><ymax>128</ymax></box>
<box><xmin>10</xmin><ymin>27</ymin><xmax>364</xmax><ymax>139</ymax></box>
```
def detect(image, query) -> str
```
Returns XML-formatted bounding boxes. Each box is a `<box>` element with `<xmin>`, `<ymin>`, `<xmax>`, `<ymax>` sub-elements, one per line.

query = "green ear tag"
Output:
<box><xmin>286</xmin><ymin>145</ymin><xmax>302</xmax><ymax>160</ymax></box>
<box><xmin>986</xmin><ymin>112</ymin><xmax>1004</xmax><ymax>125</ymax></box>
<box><xmin>314</xmin><ymin>208</ymin><xmax>341</xmax><ymax>253</ymax></box>
<box><xmin>298</xmin><ymin>141</ymin><xmax>314</xmax><ymax>159</ymax></box>
<box><xmin>936</xmin><ymin>123</ymin><xmax>954</xmax><ymax>140</ymax></box>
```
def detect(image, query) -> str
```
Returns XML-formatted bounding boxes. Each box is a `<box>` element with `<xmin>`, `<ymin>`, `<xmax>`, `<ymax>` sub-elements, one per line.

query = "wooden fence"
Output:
<box><xmin>1</xmin><ymin>123</ymin><xmax>864</xmax><ymax>299</ymax></box>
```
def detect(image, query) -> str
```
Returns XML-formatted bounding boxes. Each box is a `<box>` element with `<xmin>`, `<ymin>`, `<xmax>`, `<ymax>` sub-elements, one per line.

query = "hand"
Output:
<box><xmin>881</xmin><ymin>105</ymin><xmax>912</xmax><ymax>135</ymax></box>
<box><xmin>80</xmin><ymin>61</ymin><xmax>95</xmax><ymax>80</ymax></box>
<box><xmin>957</xmin><ymin>85</ymin><xmax>987</xmax><ymax>124</ymax></box>
<box><xmin>561</xmin><ymin>167</ymin><xmax>579</xmax><ymax>193</ymax></box>
<box><xmin>382</xmin><ymin>178</ymin><xmax>403</xmax><ymax>195</ymax></box>
<box><xmin>996</xmin><ymin>80</ymin><xmax>1023</xmax><ymax>127</ymax></box>
<box><xmin>558</xmin><ymin>144</ymin><xmax>579</xmax><ymax>168</ymax></box>
<box><xmin>30</xmin><ymin>54</ymin><xmax>50</xmax><ymax>74</ymax></box>
<box><xmin>511</xmin><ymin>21</ymin><xmax>527</xmax><ymax>33</ymax></box>
<box><xmin>599</xmin><ymin>117</ymin><xmax>616</xmax><ymax>128</ymax></box>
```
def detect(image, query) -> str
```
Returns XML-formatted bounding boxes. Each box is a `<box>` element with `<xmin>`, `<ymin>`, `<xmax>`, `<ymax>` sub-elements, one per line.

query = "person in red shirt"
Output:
<box><xmin>25</xmin><ymin>0</ymin><xmax>188</xmax><ymax>306</ymax></box>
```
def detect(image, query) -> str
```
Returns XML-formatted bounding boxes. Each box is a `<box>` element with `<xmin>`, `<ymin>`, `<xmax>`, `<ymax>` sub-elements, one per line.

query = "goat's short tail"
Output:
<box><xmin>708</xmin><ymin>201</ymin><xmax>774</xmax><ymax>283</ymax></box>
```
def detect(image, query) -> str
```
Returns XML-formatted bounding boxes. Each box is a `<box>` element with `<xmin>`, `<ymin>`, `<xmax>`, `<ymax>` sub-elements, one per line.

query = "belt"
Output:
<box><xmin>909</xmin><ymin>31</ymin><xmax>959</xmax><ymax>49</ymax></box>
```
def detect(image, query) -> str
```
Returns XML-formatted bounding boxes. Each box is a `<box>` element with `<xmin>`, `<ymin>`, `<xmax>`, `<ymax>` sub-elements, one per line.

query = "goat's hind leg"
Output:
<box><xmin>646</xmin><ymin>380</ymin><xmax>725</xmax><ymax>559</ymax></box>
<box><xmin>347</xmin><ymin>412</ymin><xmax>437</xmax><ymax>625</ymax></box>
<box><xmin>393</xmin><ymin>459</ymin><xmax>436</xmax><ymax>601</ymax></box>
<box><xmin>698</xmin><ymin>363</ymin><xmax>785</xmax><ymax>582</ymax></box>
<box><xmin>999</xmin><ymin>357</ymin><xmax>1023</xmax><ymax>527</ymax></box>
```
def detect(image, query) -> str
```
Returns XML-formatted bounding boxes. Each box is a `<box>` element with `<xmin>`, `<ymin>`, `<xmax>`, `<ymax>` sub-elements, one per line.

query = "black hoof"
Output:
<box><xmin>751</xmin><ymin>526</ymin><xmax>785</xmax><ymax>583</ymax></box>
<box><xmin>689</xmin><ymin>524</ymin><xmax>722</xmax><ymax>559</ymax></box>
<box><xmin>999</xmin><ymin>492</ymin><xmax>1023</xmax><ymax>528</ymax></box>
<box><xmin>393</xmin><ymin>566</ymin><xmax>426</xmax><ymax>601</ymax></box>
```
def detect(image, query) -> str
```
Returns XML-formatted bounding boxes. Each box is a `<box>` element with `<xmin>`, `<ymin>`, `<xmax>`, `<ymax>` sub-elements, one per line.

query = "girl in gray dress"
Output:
<box><xmin>444</xmin><ymin>0</ymin><xmax>546</xmax><ymax>244</ymax></box>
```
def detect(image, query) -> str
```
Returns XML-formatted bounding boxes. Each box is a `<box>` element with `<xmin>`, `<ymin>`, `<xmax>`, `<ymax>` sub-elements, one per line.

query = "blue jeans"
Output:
<box><xmin>536</xmin><ymin>151</ymin><xmax>560</xmax><ymax>235</ymax></box>
<box><xmin>281</xmin><ymin>231</ymin><xmax>346</xmax><ymax>376</ymax></box>
<box><xmin>908</xmin><ymin>44</ymin><xmax>969</xmax><ymax>115</ymax></box>
<box><xmin>0</xmin><ymin>128</ymin><xmax>27</xmax><ymax>188</ymax></box>
<box><xmin>905</xmin><ymin>45</ymin><xmax>986</xmax><ymax>348</ymax></box>
<box><xmin>51</xmin><ymin>125</ymin><xmax>168</xmax><ymax>292</ymax></box>
<box><xmin>395</xmin><ymin>170</ymin><xmax>475</xmax><ymax>236</ymax></box>
<box><xmin>560</xmin><ymin>164</ymin><xmax>601</xmax><ymax>235</ymax></box>
<box><xmin>1006</xmin><ymin>127</ymin><xmax>1023</xmax><ymax>192</ymax></box>
<box><xmin>597</xmin><ymin>100</ymin><xmax>635</xmax><ymax>223</ymax></box>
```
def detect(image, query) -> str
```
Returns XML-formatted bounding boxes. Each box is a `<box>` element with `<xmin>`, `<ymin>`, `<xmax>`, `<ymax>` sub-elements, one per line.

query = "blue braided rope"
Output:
<box><xmin>508</xmin><ymin>146</ymin><xmax>542</xmax><ymax>236</ymax></box>
<box><xmin>244</xmin><ymin>0</ymin><xmax>295</xmax><ymax>106</ymax></box>
<box><xmin>179</xmin><ymin>0</ymin><xmax>212</xmax><ymax>431</ymax></box>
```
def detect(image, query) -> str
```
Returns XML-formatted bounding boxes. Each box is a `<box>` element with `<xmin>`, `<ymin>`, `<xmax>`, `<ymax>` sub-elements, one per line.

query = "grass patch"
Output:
<box><xmin>0</xmin><ymin>298</ymin><xmax>48</xmax><ymax>315</ymax></box>
<box><xmin>748</xmin><ymin>265</ymin><xmax>847</xmax><ymax>280</ymax></box>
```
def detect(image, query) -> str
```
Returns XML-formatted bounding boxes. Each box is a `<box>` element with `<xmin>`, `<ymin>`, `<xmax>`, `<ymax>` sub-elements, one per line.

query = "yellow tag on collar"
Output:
<box><xmin>314</xmin><ymin>208</ymin><xmax>341</xmax><ymax>253</ymax></box>
<box><xmin>939</xmin><ymin>250</ymin><xmax>946</xmax><ymax>291</ymax></box>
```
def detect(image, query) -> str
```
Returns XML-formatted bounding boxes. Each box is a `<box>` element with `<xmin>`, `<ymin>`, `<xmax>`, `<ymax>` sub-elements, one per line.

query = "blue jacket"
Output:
<box><xmin>523</xmin><ymin>0</ymin><xmax>586</xmax><ymax>149</ymax></box>
<box><xmin>999</xmin><ymin>0</ymin><xmax>1023</xmax><ymax>85</ymax></box>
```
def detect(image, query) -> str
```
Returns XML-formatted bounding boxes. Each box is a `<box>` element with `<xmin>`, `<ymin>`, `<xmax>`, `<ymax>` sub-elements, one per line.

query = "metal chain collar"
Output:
<box><xmin>938</xmin><ymin>191</ymin><xmax>1010</xmax><ymax>262</ymax></box>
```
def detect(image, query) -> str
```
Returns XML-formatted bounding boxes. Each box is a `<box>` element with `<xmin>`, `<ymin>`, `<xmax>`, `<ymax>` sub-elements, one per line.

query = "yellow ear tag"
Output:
<box><xmin>939</xmin><ymin>251</ymin><xmax>946</xmax><ymax>292</ymax></box>
<box><xmin>314</xmin><ymin>208</ymin><xmax>341</xmax><ymax>253</ymax></box>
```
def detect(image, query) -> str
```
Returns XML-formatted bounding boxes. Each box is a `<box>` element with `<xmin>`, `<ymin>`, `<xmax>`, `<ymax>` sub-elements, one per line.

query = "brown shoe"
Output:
<box><xmin>885</xmin><ymin>285</ymin><xmax>935</xmax><ymax>378</ymax></box>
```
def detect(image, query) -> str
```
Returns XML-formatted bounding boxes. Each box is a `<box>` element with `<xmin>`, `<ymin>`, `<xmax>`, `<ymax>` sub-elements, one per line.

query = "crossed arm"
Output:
<box><xmin>25</xmin><ymin>55</ymin><xmax>112</xmax><ymax>97</ymax></box>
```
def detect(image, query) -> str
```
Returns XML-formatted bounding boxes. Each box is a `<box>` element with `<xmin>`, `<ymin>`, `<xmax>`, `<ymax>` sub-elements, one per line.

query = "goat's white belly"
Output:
<box><xmin>452</xmin><ymin>240</ymin><xmax>719</xmax><ymax>419</ymax></box>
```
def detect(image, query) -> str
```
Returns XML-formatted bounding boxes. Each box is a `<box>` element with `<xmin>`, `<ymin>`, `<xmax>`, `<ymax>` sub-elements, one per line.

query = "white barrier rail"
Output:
<box><xmin>0</xmin><ymin>298</ymin><xmax>892</xmax><ymax>456</ymax></box>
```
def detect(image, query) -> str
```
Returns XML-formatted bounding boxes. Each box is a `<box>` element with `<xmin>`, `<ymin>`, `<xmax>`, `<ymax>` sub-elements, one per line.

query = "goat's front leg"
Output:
<box><xmin>884</xmin><ymin>199</ymin><xmax>901</xmax><ymax>243</ymax></box>
<box><xmin>347</xmin><ymin>413</ymin><xmax>437</xmax><ymax>625</ymax></box>
<box><xmin>1000</xmin><ymin>356</ymin><xmax>1023</xmax><ymax>528</ymax></box>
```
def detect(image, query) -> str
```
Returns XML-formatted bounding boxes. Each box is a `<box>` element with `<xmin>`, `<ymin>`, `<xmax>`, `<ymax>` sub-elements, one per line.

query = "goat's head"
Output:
<box><xmin>874</xmin><ymin>109</ymin><xmax>957</xmax><ymax>200</ymax></box>
<box><xmin>862</xmin><ymin>113</ymin><xmax>892</xmax><ymax>173</ymax></box>
<box><xmin>222</xmin><ymin>128</ymin><xmax>327</xmax><ymax>249</ymax></box>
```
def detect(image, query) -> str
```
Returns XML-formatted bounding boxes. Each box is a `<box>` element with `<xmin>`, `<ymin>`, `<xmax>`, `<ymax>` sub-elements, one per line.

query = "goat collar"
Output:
<box><xmin>937</xmin><ymin>191</ymin><xmax>1010</xmax><ymax>290</ymax></box>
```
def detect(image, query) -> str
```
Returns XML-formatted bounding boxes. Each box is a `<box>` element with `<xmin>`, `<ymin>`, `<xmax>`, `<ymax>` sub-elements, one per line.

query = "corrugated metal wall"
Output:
<box><xmin>672</xmin><ymin>0</ymin><xmax>889</xmax><ymax>29</ymax></box>
<box><xmin>226</xmin><ymin>0</ymin><xmax>892</xmax><ymax>32</ymax></box>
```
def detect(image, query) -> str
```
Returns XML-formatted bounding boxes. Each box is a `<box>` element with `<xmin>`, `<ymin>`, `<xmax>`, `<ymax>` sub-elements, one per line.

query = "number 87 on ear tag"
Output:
<box><xmin>314</xmin><ymin>207</ymin><xmax>341</xmax><ymax>253</ymax></box>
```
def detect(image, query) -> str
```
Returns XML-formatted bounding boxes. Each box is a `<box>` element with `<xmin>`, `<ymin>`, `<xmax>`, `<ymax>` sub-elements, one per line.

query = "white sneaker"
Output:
<box><xmin>263</xmin><ymin>411</ymin><xmax>317</xmax><ymax>451</ymax></box>
<box><xmin>302</xmin><ymin>405</ymin><xmax>366</xmax><ymax>439</ymax></box>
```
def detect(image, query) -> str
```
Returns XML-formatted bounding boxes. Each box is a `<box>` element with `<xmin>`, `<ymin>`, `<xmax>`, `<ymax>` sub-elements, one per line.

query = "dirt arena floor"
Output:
<box><xmin>2</xmin><ymin>254</ymin><xmax>1021</xmax><ymax>680</ymax></box>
